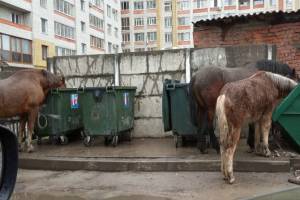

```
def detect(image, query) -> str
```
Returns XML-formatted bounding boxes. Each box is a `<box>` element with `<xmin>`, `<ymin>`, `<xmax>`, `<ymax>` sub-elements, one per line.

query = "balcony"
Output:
<box><xmin>0</xmin><ymin>0</ymin><xmax>32</xmax><ymax>13</ymax></box>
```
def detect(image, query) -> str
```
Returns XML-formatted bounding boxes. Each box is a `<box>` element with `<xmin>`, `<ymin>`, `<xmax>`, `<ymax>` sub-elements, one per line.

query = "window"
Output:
<box><xmin>22</xmin><ymin>39</ymin><xmax>31</xmax><ymax>63</ymax></box>
<box><xmin>54</xmin><ymin>0</ymin><xmax>74</xmax><ymax>16</ymax></box>
<box><xmin>80</xmin><ymin>0</ymin><xmax>85</xmax><ymax>11</ymax></box>
<box><xmin>165</xmin><ymin>32</ymin><xmax>172</xmax><ymax>43</ymax></box>
<box><xmin>81</xmin><ymin>21</ymin><xmax>86</xmax><ymax>32</ymax></box>
<box><xmin>1</xmin><ymin>35</ymin><xmax>10</xmax><ymax>61</ymax></box>
<box><xmin>164</xmin><ymin>1</ymin><xmax>172</xmax><ymax>11</ymax></box>
<box><xmin>41</xmin><ymin>18</ymin><xmax>48</xmax><ymax>33</ymax></box>
<box><xmin>147</xmin><ymin>0</ymin><xmax>156</xmax><ymax>8</ymax></box>
<box><xmin>134</xmin><ymin>18</ymin><xmax>144</xmax><ymax>26</ymax></box>
<box><xmin>224</xmin><ymin>0</ymin><xmax>236</xmax><ymax>6</ymax></box>
<box><xmin>178</xmin><ymin>17</ymin><xmax>190</xmax><ymax>26</ymax></box>
<box><xmin>286</xmin><ymin>0</ymin><xmax>292</xmax><ymax>8</ymax></box>
<box><xmin>135</xmin><ymin>33</ymin><xmax>144</xmax><ymax>41</ymax></box>
<box><xmin>89</xmin><ymin>14</ymin><xmax>104</xmax><ymax>29</ymax></box>
<box><xmin>11</xmin><ymin>37</ymin><xmax>22</xmax><ymax>62</ymax></box>
<box><xmin>123</xmin><ymin>49</ymin><xmax>130</xmax><ymax>53</ymax></box>
<box><xmin>90</xmin><ymin>35</ymin><xmax>104</xmax><ymax>49</ymax></box>
<box><xmin>122</xmin><ymin>33</ymin><xmax>130</xmax><ymax>42</ymax></box>
<box><xmin>108</xmin><ymin>42</ymin><xmax>112</xmax><ymax>53</ymax></box>
<box><xmin>42</xmin><ymin>45</ymin><xmax>48</xmax><ymax>60</ymax></box>
<box><xmin>11</xmin><ymin>13</ymin><xmax>23</xmax><ymax>24</ymax></box>
<box><xmin>178</xmin><ymin>32</ymin><xmax>190</xmax><ymax>41</ymax></box>
<box><xmin>147</xmin><ymin>32</ymin><xmax>157</xmax><ymax>41</ymax></box>
<box><xmin>90</xmin><ymin>0</ymin><xmax>104</xmax><ymax>8</ymax></box>
<box><xmin>165</xmin><ymin>17</ymin><xmax>172</xmax><ymax>28</ymax></box>
<box><xmin>122</xmin><ymin>17</ymin><xmax>130</xmax><ymax>30</ymax></box>
<box><xmin>54</xmin><ymin>22</ymin><xmax>75</xmax><ymax>39</ymax></box>
<box><xmin>56</xmin><ymin>46</ymin><xmax>76</xmax><ymax>56</ymax></box>
<box><xmin>81</xmin><ymin>43</ymin><xmax>86</xmax><ymax>54</ymax></box>
<box><xmin>107</xmin><ymin>5</ymin><xmax>111</xmax><ymax>17</ymax></box>
<box><xmin>177</xmin><ymin>0</ymin><xmax>189</xmax><ymax>10</ymax></box>
<box><xmin>40</xmin><ymin>0</ymin><xmax>47</xmax><ymax>8</ymax></box>
<box><xmin>114</xmin><ymin>28</ymin><xmax>118</xmax><ymax>38</ymax></box>
<box><xmin>147</xmin><ymin>17</ymin><xmax>156</xmax><ymax>25</ymax></box>
<box><xmin>0</xmin><ymin>34</ymin><xmax>32</xmax><ymax>63</ymax></box>
<box><xmin>113</xmin><ymin>45</ymin><xmax>118</xmax><ymax>53</ymax></box>
<box><xmin>107</xmin><ymin>24</ymin><xmax>112</xmax><ymax>35</ymax></box>
<box><xmin>270</xmin><ymin>0</ymin><xmax>276</xmax><ymax>6</ymax></box>
<box><xmin>239</xmin><ymin>0</ymin><xmax>250</xmax><ymax>6</ymax></box>
<box><xmin>112</xmin><ymin>9</ymin><xmax>118</xmax><ymax>21</ymax></box>
<box><xmin>195</xmin><ymin>0</ymin><xmax>208</xmax><ymax>8</ymax></box>
<box><xmin>135</xmin><ymin>48</ymin><xmax>144</xmax><ymax>52</ymax></box>
<box><xmin>134</xmin><ymin>1</ymin><xmax>144</xmax><ymax>10</ymax></box>
<box><xmin>121</xmin><ymin>1</ymin><xmax>129</xmax><ymax>10</ymax></box>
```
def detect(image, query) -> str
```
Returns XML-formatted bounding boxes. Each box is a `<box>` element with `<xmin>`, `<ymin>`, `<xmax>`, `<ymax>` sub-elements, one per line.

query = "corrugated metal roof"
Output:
<box><xmin>193</xmin><ymin>9</ymin><xmax>300</xmax><ymax>27</ymax></box>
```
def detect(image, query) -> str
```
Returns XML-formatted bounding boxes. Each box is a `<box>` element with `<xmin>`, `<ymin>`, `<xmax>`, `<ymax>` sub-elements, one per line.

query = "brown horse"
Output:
<box><xmin>189</xmin><ymin>60</ymin><xmax>297</xmax><ymax>153</ymax></box>
<box><xmin>0</xmin><ymin>69</ymin><xmax>65</xmax><ymax>152</ymax></box>
<box><xmin>216</xmin><ymin>71</ymin><xmax>297</xmax><ymax>184</ymax></box>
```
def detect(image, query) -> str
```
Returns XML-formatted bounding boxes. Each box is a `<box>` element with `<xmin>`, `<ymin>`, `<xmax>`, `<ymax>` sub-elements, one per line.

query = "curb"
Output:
<box><xmin>19</xmin><ymin>157</ymin><xmax>292</xmax><ymax>172</ymax></box>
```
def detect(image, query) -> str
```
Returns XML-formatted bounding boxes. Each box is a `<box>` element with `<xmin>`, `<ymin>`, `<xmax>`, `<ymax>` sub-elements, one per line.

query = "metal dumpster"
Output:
<box><xmin>81</xmin><ymin>86</ymin><xmax>136</xmax><ymax>147</ymax></box>
<box><xmin>35</xmin><ymin>88</ymin><xmax>83</xmax><ymax>145</ymax></box>
<box><xmin>272</xmin><ymin>84</ymin><xmax>300</xmax><ymax>151</ymax></box>
<box><xmin>162</xmin><ymin>79</ymin><xmax>198</xmax><ymax>147</ymax></box>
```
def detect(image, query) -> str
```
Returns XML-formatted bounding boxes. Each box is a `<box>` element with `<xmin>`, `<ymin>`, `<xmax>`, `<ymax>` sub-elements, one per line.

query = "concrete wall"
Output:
<box><xmin>48</xmin><ymin>44</ymin><xmax>270</xmax><ymax>137</ymax></box>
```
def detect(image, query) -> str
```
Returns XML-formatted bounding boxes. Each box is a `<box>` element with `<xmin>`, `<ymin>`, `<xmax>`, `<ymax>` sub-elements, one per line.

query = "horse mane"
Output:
<box><xmin>265</xmin><ymin>72</ymin><xmax>297</xmax><ymax>93</ymax></box>
<box><xmin>255</xmin><ymin>60</ymin><xmax>293</xmax><ymax>77</ymax></box>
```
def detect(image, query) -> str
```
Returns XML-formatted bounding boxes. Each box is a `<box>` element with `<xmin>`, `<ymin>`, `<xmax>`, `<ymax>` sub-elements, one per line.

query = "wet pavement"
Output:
<box><xmin>12</xmin><ymin>170</ymin><xmax>299</xmax><ymax>200</ymax></box>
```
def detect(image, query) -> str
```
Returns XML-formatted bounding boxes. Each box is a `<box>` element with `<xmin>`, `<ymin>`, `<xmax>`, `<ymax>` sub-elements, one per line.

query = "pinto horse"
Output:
<box><xmin>216</xmin><ymin>71</ymin><xmax>297</xmax><ymax>184</ymax></box>
<box><xmin>189</xmin><ymin>60</ymin><xmax>297</xmax><ymax>153</ymax></box>
<box><xmin>0</xmin><ymin>69</ymin><xmax>65</xmax><ymax>152</ymax></box>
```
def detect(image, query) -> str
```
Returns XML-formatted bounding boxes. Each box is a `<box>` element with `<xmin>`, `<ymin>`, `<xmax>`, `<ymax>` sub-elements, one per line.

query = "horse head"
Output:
<box><xmin>41</xmin><ymin>70</ymin><xmax>66</xmax><ymax>89</ymax></box>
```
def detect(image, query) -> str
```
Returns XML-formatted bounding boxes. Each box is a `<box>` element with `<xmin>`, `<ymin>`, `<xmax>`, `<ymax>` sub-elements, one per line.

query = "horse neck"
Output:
<box><xmin>265</xmin><ymin>72</ymin><xmax>297</xmax><ymax>97</ymax></box>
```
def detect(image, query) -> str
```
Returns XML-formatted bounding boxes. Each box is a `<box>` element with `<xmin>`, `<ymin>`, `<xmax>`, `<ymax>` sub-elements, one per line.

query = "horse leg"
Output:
<box><xmin>254</xmin><ymin>122</ymin><xmax>262</xmax><ymax>155</ymax></box>
<box><xmin>26</xmin><ymin>107</ymin><xmax>39</xmax><ymax>153</ymax></box>
<box><xmin>260</xmin><ymin>114</ymin><xmax>272</xmax><ymax>157</ymax></box>
<box><xmin>197</xmin><ymin>110</ymin><xmax>209</xmax><ymax>154</ymax></box>
<box><xmin>18</xmin><ymin>116</ymin><xmax>26</xmax><ymax>152</ymax></box>
<box><xmin>224</xmin><ymin>127</ymin><xmax>240</xmax><ymax>184</ymax></box>
<box><xmin>247</xmin><ymin>123</ymin><xmax>255</xmax><ymax>152</ymax></box>
<box><xmin>220</xmin><ymin>145</ymin><xmax>227</xmax><ymax>180</ymax></box>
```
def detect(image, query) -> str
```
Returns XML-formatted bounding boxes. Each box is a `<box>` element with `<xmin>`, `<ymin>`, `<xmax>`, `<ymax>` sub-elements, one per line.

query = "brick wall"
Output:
<box><xmin>194</xmin><ymin>21</ymin><xmax>300</xmax><ymax>73</ymax></box>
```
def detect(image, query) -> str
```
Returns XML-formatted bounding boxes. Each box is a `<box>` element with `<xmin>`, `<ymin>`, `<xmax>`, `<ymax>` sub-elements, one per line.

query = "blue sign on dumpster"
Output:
<box><xmin>71</xmin><ymin>94</ymin><xmax>79</xmax><ymax>109</ymax></box>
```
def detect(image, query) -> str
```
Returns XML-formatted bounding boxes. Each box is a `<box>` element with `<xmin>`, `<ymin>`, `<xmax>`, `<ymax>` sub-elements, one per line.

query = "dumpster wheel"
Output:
<box><xmin>59</xmin><ymin>136</ymin><xmax>69</xmax><ymax>145</ymax></box>
<box><xmin>83</xmin><ymin>136</ymin><xmax>95</xmax><ymax>147</ymax></box>
<box><xmin>37</xmin><ymin>136</ymin><xmax>42</xmax><ymax>145</ymax></box>
<box><xmin>174</xmin><ymin>134</ymin><xmax>183</xmax><ymax>148</ymax></box>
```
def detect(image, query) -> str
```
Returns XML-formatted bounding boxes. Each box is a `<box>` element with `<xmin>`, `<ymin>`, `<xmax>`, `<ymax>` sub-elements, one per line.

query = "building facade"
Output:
<box><xmin>121</xmin><ymin>0</ymin><xmax>300</xmax><ymax>52</ymax></box>
<box><xmin>0</xmin><ymin>0</ymin><xmax>122</xmax><ymax>69</ymax></box>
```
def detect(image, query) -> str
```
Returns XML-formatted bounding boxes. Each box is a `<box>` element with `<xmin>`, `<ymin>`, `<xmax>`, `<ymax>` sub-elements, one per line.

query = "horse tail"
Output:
<box><xmin>215</xmin><ymin>94</ymin><xmax>228</xmax><ymax>148</ymax></box>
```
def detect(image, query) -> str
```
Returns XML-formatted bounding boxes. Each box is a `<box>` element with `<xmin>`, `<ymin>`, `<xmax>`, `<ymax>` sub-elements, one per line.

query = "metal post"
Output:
<box><xmin>185</xmin><ymin>49</ymin><xmax>191</xmax><ymax>83</ymax></box>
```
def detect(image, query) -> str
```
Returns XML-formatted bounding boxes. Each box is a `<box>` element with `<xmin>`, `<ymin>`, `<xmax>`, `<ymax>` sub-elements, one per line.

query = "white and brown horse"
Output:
<box><xmin>0</xmin><ymin>69</ymin><xmax>65</xmax><ymax>152</ymax></box>
<box><xmin>215</xmin><ymin>71</ymin><xmax>297</xmax><ymax>184</ymax></box>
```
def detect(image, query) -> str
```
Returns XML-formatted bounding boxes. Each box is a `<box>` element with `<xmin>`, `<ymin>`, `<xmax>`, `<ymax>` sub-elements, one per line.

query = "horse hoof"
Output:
<box><xmin>247</xmin><ymin>148</ymin><xmax>254</xmax><ymax>153</ymax></box>
<box><xmin>264</xmin><ymin>149</ymin><xmax>271</xmax><ymax>157</ymax></box>
<box><xmin>228</xmin><ymin>177</ymin><xmax>235</xmax><ymax>184</ymax></box>
<box><xmin>18</xmin><ymin>143</ymin><xmax>25</xmax><ymax>152</ymax></box>
<box><xmin>27</xmin><ymin>145</ymin><xmax>35</xmax><ymax>153</ymax></box>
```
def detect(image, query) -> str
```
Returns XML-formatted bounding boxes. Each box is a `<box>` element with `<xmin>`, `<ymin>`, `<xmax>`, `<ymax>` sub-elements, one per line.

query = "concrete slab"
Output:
<box><xmin>18</xmin><ymin>138</ymin><xmax>299</xmax><ymax>172</ymax></box>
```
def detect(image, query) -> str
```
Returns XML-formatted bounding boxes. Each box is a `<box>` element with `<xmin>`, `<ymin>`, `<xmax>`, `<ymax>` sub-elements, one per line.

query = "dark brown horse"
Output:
<box><xmin>0</xmin><ymin>69</ymin><xmax>65</xmax><ymax>152</ymax></box>
<box><xmin>189</xmin><ymin>60</ymin><xmax>297</xmax><ymax>153</ymax></box>
<box><xmin>216</xmin><ymin>71</ymin><xmax>297</xmax><ymax>184</ymax></box>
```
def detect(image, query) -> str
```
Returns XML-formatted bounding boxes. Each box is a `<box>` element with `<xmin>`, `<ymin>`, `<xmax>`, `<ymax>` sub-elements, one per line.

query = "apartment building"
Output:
<box><xmin>121</xmin><ymin>0</ymin><xmax>300</xmax><ymax>52</ymax></box>
<box><xmin>0</xmin><ymin>0</ymin><xmax>122</xmax><ymax>69</ymax></box>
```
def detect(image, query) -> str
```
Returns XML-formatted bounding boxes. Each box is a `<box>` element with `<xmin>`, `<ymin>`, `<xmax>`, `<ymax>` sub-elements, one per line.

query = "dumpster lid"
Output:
<box><xmin>272</xmin><ymin>84</ymin><xmax>300</xmax><ymax>121</ymax></box>
<box><xmin>82</xmin><ymin>86</ymin><xmax>137</xmax><ymax>91</ymax></box>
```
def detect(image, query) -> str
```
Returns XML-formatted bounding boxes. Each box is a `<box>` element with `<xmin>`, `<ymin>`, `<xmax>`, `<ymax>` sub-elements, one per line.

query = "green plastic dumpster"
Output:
<box><xmin>162</xmin><ymin>79</ymin><xmax>198</xmax><ymax>147</ymax></box>
<box><xmin>272</xmin><ymin>84</ymin><xmax>300</xmax><ymax>151</ymax></box>
<box><xmin>80</xmin><ymin>86</ymin><xmax>136</xmax><ymax>147</ymax></box>
<box><xmin>35</xmin><ymin>88</ymin><xmax>83</xmax><ymax>145</ymax></box>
